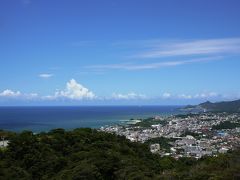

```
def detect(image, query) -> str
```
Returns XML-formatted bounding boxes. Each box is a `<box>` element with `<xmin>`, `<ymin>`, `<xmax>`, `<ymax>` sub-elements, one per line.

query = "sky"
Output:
<box><xmin>1</xmin><ymin>0</ymin><xmax>240</xmax><ymax>105</ymax></box>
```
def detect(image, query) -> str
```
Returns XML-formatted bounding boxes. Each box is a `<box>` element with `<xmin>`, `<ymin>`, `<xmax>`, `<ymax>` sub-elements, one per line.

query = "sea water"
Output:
<box><xmin>0</xmin><ymin>106</ymin><xmax>181</xmax><ymax>132</ymax></box>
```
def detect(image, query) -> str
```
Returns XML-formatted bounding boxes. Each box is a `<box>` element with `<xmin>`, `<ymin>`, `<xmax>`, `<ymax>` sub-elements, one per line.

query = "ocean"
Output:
<box><xmin>0</xmin><ymin>106</ymin><xmax>181</xmax><ymax>132</ymax></box>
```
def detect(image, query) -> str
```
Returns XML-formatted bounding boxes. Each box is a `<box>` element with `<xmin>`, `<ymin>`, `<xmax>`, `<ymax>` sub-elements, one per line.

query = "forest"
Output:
<box><xmin>0</xmin><ymin>128</ymin><xmax>240</xmax><ymax>179</ymax></box>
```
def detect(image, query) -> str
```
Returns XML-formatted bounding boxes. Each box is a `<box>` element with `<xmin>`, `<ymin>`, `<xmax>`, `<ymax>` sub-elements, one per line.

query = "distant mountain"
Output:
<box><xmin>183</xmin><ymin>99</ymin><xmax>240</xmax><ymax>112</ymax></box>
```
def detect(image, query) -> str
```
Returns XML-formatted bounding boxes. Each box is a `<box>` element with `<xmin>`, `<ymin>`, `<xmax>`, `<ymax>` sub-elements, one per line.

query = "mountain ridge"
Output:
<box><xmin>184</xmin><ymin>99</ymin><xmax>240</xmax><ymax>112</ymax></box>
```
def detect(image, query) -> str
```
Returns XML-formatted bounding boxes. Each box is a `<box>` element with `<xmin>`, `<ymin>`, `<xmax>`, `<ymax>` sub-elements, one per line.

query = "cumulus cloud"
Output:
<box><xmin>52</xmin><ymin>79</ymin><xmax>96</xmax><ymax>100</ymax></box>
<box><xmin>0</xmin><ymin>80</ymin><xmax>95</xmax><ymax>101</ymax></box>
<box><xmin>0</xmin><ymin>89</ymin><xmax>39</xmax><ymax>100</ymax></box>
<box><xmin>39</xmin><ymin>73</ymin><xmax>53</xmax><ymax>78</ymax></box>
<box><xmin>0</xmin><ymin>89</ymin><xmax>21</xmax><ymax>97</ymax></box>
<box><xmin>0</xmin><ymin>85</ymin><xmax>230</xmax><ymax>104</ymax></box>
<box><xmin>112</xmin><ymin>92</ymin><xmax>147</xmax><ymax>100</ymax></box>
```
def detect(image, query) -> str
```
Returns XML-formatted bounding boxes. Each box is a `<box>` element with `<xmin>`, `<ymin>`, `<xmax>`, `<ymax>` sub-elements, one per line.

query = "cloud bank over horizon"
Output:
<box><xmin>0</xmin><ymin>79</ymin><xmax>239</xmax><ymax>105</ymax></box>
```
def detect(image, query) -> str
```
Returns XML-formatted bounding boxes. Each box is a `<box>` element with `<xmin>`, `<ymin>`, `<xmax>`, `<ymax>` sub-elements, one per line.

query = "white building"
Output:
<box><xmin>0</xmin><ymin>140</ymin><xmax>9</xmax><ymax>148</ymax></box>
<box><xmin>150</xmin><ymin>143</ymin><xmax>160</xmax><ymax>153</ymax></box>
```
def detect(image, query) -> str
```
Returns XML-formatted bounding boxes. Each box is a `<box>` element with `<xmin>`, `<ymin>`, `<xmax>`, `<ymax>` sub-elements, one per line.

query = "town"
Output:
<box><xmin>100</xmin><ymin>112</ymin><xmax>240</xmax><ymax>159</ymax></box>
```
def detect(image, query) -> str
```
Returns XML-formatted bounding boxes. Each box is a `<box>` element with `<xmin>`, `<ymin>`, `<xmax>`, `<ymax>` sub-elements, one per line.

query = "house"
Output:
<box><xmin>0</xmin><ymin>140</ymin><xmax>9</xmax><ymax>148</ymax></box>
<box><xmin>150</xmin><ymin>143</ymin><xmax>160</xmax><ymax>153</ymax></box>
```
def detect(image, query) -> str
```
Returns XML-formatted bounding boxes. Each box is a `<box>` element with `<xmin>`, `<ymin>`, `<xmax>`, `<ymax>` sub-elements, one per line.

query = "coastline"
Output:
<box><xmin>0</xmin><ymin>105</ymin><xmax>182</xmax><ymax>132</ymax></box>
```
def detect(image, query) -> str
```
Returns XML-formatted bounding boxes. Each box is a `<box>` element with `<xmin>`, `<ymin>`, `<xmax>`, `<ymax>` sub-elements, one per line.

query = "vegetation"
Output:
<box><xmin>0</xmin><ymin>129</ymin><xmax>16</xmax><ymax>139</ymax></box>
<box><xmin>182</xmin><ymin>99</ymin><xmax>240</xmax><ymax>112</ymax></box>
<box><xmin>0</xmin><ymin>128</ymin><xmax>240</xmax><ymax>179</ymax></box>
<box><xmin>189</xmin><ymin>99</ymin><xmax>240</xmax><ymax>112</ymax></box>
<box><xmin>134</xmin><ymin>118</ymin><xmax>168</xmax><ymax>128</ymax></box>
<box><xmin>212</xmin><ymin>121</ymin><xmax>240</xmax><ymax>130</ymax></box>
<box><xmin>180</xmin><ymin>130</ymin><xmax>202</xmax><ymax>139</ymax></box>
<box><xmin>174</xmin><ymin>113</ymin><xmax>198</xmax><ymax>118</ymax></box>
<box><xmin>0</xmin><ymin>128</ymin><xmax>166</xmax><ymax>179</ymax></box>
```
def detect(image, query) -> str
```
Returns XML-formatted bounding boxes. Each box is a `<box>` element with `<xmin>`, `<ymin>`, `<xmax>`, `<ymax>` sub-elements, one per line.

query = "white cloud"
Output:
<box><xmin>110</xmin><ymin>91</ymin><xmax>220</xmax><ymax>101</ymax></box>
<box><xmin>194</xmin><ymin>92</ymin><xmax>218</xmax><ymax>99</ymax></box>
<box><xmin>87</xmin><ymin>56</ymin><xmax>221</xmax><ymax>71</ymax></box>
<box><xmin>0</xmin><ymin>86</ymin><xmax>232</xmax><ymax>103</ymax></box>
<box><xmin>0</xmin><ymin>89</ymin><xmax>21</xmax><ymax>97</ymax></box>
<box><xmin>178</xmin><ymin>94</ymin><xmax>193</xmax><ymax>100</ymax></box>
<box><xmin>52</xmin><ymin>79</ymin><xmax>96</xmax><ymax>100</ymax></box>
<box><xmin>162</xmin><ymin>92</ymin><xmax>171</xmax><ymax>98</ymax></box>
<box><xmin>86</xmin><ymin>38</ymin><xmax>240</xmax><ymax>72</ymax></box>
<box><xmin>111</xmin><ymin>92</ymin><xmax>147</xmax><ymax>100</ymax></box>
<box><xmin>39</xmin><ymin>73</ymin><xmax>53</xmax><ymax>78</ymax></box>
<box><xmin>135</xmin><ymin>38</ymin><xmax>240</xmax><ymax>58</ymax></box>
<box><xmin>176</xmin><ymin>92</ymin><xmax>219</xmax><ymax>100</ymax></box>
<box><xmin>0</xmin><ymin>89</ymin><xmax>39</xmax><ymax>100</ymax></box>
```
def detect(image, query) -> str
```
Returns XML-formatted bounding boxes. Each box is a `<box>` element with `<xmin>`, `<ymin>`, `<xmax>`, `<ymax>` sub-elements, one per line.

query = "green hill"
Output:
<box><xmin>0</xmin><ymin>128</ymin><xmax>240</xmax><ymax>179</ymax></box>
<box><xmin>0</xmin><ymin>128</ymin><xmax>170</xmax><ymax>179</ymax></box>
<box><xmin>183</xmin><ymin>99</ymin><xmax>240</xmax><ymax>112</ymax></box>
<box><xmin>199</xmin><ymin>99</ymin><xmax>240</xmax><ymax>112</ymax></box>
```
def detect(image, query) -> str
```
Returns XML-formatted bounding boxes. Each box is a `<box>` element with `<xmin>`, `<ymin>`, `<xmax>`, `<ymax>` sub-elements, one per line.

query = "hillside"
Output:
<box><xmin>0</xmin><ymin>128</ymin><xmax>170</xmax><ymax>179</ymax></box>
<box><xmin>199</xmin><ymin>99</ymin><xmax>240</xmax><ymax>112</ymax></box>
<box><xmin>0</xmin><ymin>128</ymin><xmax>240</xmax><ymax>179</ymax></box>
<box><xmin>184</xmin><ymin>99</ymin><xmax>240</xmax><ymax>112</ymax></box>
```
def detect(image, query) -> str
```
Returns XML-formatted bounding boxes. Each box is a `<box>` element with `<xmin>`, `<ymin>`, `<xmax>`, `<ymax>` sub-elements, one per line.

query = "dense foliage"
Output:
<box><xmin>134</xmin><ymin>118</ymin><xmax>168</xmax><ymax>128</ymax></box>
<box><xmin>0</xmin><ymin>128</ymin><xmax>240</xmax><ymax>179</ymax></box>
<box><xmin>0</xmin><ymin>128</ymin><xmax>166</xmax><ymax>179</ymax></box>
<box><xmin>212</xmin><ymin>121</ymin><xmax>240</xmax><ymax>130</ymax></box>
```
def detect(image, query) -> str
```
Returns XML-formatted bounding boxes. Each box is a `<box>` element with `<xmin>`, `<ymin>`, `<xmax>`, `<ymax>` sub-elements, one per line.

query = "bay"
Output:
<box><xmin>0</xmin><ymin>106</ymin><xmax>181</xmax><ymax>132</ymax></box>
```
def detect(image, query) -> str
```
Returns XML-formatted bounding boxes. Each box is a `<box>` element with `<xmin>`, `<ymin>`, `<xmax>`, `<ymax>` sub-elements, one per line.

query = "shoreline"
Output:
<box><xmin>0</xmin><ymin>106</ymin><xmax>183</xmax><ymax>133</ymax></box>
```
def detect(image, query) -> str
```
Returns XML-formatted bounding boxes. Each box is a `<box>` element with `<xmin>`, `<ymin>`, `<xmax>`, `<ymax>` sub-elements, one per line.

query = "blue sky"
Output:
<box><xmin>1</xmin><ymin>0</ymin><xmax>240</xmax><ymax>105</ymax></box>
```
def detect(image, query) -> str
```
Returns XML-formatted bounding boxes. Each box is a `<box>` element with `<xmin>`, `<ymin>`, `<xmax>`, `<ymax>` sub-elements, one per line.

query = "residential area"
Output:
<box><xmin>100</xmin><ymin>112</ymin><xmax>240</xmax><ymax>159</ymax></box>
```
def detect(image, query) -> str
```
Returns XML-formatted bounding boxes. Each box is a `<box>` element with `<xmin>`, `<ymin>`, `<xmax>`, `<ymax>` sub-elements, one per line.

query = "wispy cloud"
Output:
<box><xmin>39</xmin><ymin>73</ymin><xmax>54</xmax><ymax>79</ymax></box>
<box><xmin>86</xmin><ymin>56</ymin><xmax>222</xmax><ymax>71</ymax></box>
<box><xmin>132</xmin><ymin>38</ymin><xmax>240</xmax><ymax>58</ymax></box>
<box><xmin>86</xmin><ymin>38</ymin><xmax>240</xmax><ymax>71</ymax></box>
